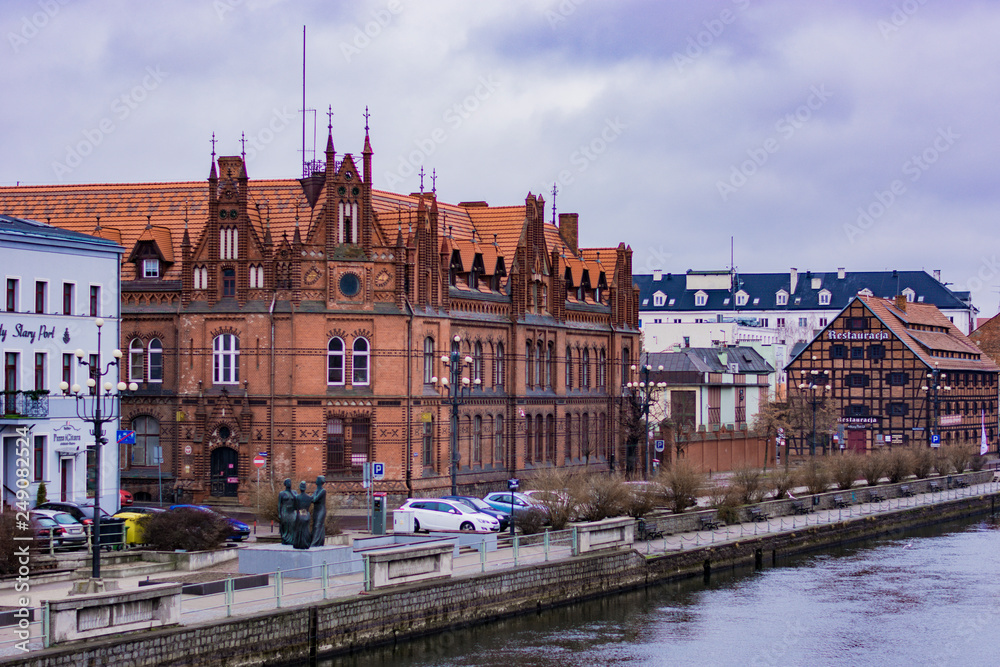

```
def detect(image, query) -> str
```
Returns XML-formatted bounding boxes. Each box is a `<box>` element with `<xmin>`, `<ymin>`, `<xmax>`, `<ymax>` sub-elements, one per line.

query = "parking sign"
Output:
<box><xmin>372</xmin><ymin>462</ymin><xmax>385</xmax><ymax>480</ymax></box>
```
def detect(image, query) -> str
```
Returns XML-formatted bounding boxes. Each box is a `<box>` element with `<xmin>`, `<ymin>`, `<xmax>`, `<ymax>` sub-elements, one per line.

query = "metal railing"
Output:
<box><xmin>0</xmin><ymin>391</ymin><xmax>49</xmax><ymax>418</ymax></box>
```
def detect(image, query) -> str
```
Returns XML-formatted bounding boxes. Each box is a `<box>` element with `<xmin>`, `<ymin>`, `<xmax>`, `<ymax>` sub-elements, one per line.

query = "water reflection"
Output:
<box><xmin>319</xmin><ymin>518</ymin><xmax>1000</xmax><ymax>667</ymax></box>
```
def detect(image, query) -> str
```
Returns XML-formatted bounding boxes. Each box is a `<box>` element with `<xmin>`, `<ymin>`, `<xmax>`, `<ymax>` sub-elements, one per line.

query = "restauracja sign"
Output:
<box><xmin>826</xmin><ymin>330</ymin><xmax>889</xmax><ymax>341</ymax></box>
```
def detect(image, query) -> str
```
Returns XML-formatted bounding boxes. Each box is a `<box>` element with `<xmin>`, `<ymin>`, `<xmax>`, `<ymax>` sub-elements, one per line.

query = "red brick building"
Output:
<box><xmin>787</xmin><ymin>295</ymin><xmax>999</xmax><ymax>453</ymax></box>
<box><xmin>0</xmin><ymin>124</ymin><xmax>640</xmax><ymax>502</ymax></box>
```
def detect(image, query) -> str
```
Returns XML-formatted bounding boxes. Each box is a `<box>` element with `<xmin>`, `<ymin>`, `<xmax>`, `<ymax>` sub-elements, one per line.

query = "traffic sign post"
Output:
<box><xmin>654</xmin><ymin>439</ymin><xmax>665</xmax><ymax>453</ymax></box>
<box><xmin>252</xmin><ymin>454</ymin><xmax>267</xmax><ymax>522</ymax></box>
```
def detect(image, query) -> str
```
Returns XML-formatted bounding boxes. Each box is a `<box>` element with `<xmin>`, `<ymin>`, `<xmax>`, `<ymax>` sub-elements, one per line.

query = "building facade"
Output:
<box><xmin>0</xmin><ymin>215</ymin><xmax>124</xmax><ymax>511</ymax></box>
<box><xmin>635</xmin><ymin>269</ymin><xmax>979</xmax><ymax>349</ymax></box>
<box><xmin>786</xmin><ymin>295</ymin><xmax>999</xmax><ymax>453</ymax></box>
<box><xmin>0</xmin><ymin>125</ymin><xmax>639</xmax><ymax>502</ymax></box>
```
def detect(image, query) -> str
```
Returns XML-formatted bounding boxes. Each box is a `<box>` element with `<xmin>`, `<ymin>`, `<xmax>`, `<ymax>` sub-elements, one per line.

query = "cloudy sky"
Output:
<box><xmin>2</xmin><ymin>0</ymin><xmax>998</xmax><ymax>314</ymax></box>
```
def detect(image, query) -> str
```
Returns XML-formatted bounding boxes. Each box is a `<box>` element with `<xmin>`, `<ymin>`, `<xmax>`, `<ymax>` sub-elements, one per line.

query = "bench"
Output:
<box><xmin>929</xmin><ymin>481</ymin><xmax>942</xmax><ymax>492</ymax></box>
<box><xmin>832</xmin><ymin>495</ymin><xmax>850</xmax><ymax>508</ymax></box>
<box><xmin>636</xmin><ymin>518</ymin><xmax>664</xmax><ymax>541</ymax></box>
<box><xmin>867</xmin><ymin>490</ymin><xmax>885</xmax><ymax>503</ymax></box>
<box><xmin>748</xmin><ymin>507</ymin><xmax>770</xmax><ymax>522</ymax></box>
<box><xmin>899</xmin><ymin>485</ymin><xmax>915</xmax><ymax>497</ymax></box>
<box><xmin>953</xmin><ymin>478</ymin><xmax>970</xmax><ymax>489</ymax></box>
<box><xmin>790</xmin><ymin>501</ymin><xmax>812</xmax><ymax>515</ymax></box>
<box><xmin>699</xmin><ymin>516</ymin><xmax>721</xmax><ymax>531</ymax></box>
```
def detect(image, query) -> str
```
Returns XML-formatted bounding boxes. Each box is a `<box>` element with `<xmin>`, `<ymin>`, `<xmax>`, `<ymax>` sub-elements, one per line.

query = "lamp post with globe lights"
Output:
<box><xmin>921</xmin><ymin>362</ymin><xmax>951</xmax><ymax>448</ymax></box>
<box><xmin>798</xmin><ymin>363</ymin><xmax>831</xmax><ymax>456</ymax></box>
<box><xmin>431</xmin><ymin>335</ymin><xmax>477</xmax><ymax>496</ymax></box>
<box><xmin>627</xmin><ymin>362</ymin><xmax>666</xmax><ymax>478</ymax></box>
<box><xmin>58</xmin><ymin>317</ymin><xmax>137</xmax><ymax>588</ymax></box>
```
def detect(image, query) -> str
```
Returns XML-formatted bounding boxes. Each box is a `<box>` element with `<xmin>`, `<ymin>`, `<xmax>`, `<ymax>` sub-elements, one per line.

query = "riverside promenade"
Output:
<box><xmin>2</xmin><ymin>473</ymin><xmax>998</xmax><ymax>662</ymax></box>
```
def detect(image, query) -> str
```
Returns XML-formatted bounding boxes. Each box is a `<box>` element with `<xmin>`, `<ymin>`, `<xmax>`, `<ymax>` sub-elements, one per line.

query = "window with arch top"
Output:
<box><xmin>328</xmin><ymin>337</ymin><xmax>345</xmax><ymax>386</ymax></box>
<box><xmin>213</xmin><ymin>334</ymin><xmax>239</xmax><ymax>384</ymax></box>
<box><xmin>352</xmin><ymin>337</ymin><xmax>370</xmax><ymax>385</ymax></box>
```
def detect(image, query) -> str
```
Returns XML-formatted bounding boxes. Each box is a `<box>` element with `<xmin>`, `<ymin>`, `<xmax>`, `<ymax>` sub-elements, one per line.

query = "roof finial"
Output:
<box><xmin>94</xmin><ymin>216</ymin><xmax>101</xmax><ymax>232</ymax></box>
<box><xmin>145</xmin><ymin>214</ymin><xmax>152</xmax><ymax>230</ymax></box>
<box><xmin>448</xmin><ymin>225</ymin><xmax>453</xmax><ymax>240</ymax></box>
<box><xmin>327</xmin><ymin>104</ymin><xmax>333</xmax><ymax>133</ymax></box>
<box><xmin>210</xmin><ymin>132</ymin><xmax>217</xmax><ymax>160</ymax></box>
<box><xmin>551</xmin><ymin>182</ymin><xmax>558</xmax><ymax>226</ymax></box>
<box><xmin>418</xmin><ymin>166</ymin><xmax>425</xmax><ymax>194</ymax></box>
<box><xmin>363</xmin><ymin>105</ymin><xmax>370</xmax><ymax>133</ymax></box>
<box><xmin>493</xmin><ymin>233</ymin><xmax>498</xmax><ymax>248</ymax></box>
<box><xmin>184</xmin><ymin>200</ymin><xmax>189</xmax><ymax>228</ymax></box>
<box><xmin>431</xmin><ymin>168</ymin><xmax>437</xmax><ymax>194</ymax></box>
<box><xmin>240</xmin><ymin>132</ymin><xmax>246</xmax><ymax>161</ymax></box>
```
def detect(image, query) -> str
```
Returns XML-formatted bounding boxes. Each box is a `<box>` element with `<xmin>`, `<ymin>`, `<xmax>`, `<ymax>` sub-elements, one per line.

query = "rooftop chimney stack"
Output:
<box><xmin>790</xmin><ymin>268</ymin><xmax>799</xmax><ymax>294</ymax></box>
<box><xmin>653</xmin><ymin>269</ymin><xmax>662</xmax><ymax>281</ymax></box>
<box><xmin>933</xmin><ymin>269</ymin><xmax>941</xmax><ymax>282</ymax></box>
<box><xmin>837</xmin><ymin>267</ymin><xmax>845</xmax><ymax>280</ymax></box>
<box><xmin>894</xmin><ymin>294</ymin><xmax>907</xmax><ymax>312</ymax></box>
<box><xmin>558</xmin><ymin>213</ymin><xmax>579</xmax><ymax>254</ymax></box>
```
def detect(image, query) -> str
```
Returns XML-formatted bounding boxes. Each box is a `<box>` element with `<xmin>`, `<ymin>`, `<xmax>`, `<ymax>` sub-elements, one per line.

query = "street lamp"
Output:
<box><xmin>59</xmin><ymin>317</ymin><xmax>137</xmax><ymax>590</ymax></box>
<box><xmin>798</xmin><ymin>368</ymin><xmax>831</xmax><ymax>456</ymax></box>
<box><xmin>432</xmin><ymin>335</ymin><xmax>476</xmax><ymax>496</ymax></box>
<box><xmin>921</xmin><ymin>363</ymin><xmax>951</xmax><ymax>448</ymax></box>
<box><xmin>628</xmin><ymin>362</ymin><xmax>666</xmax><ymax>478</ymax></box>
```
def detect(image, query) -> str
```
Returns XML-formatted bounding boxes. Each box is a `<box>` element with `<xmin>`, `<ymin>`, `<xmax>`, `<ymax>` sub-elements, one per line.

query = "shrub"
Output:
<box><xmin>513</xmin><ymin>507</ymin><xmax>547</xmax><ymax>535</ymax></box>
<box><xmin>621</xmin><ymin>483</ymin><xmax>660</xmax><ymax>519</ymax></box>
<box><xmin>707</xmin><ymin>484</ymin><xmax>741</xmax><ymax>524</ymax></box>
<box><xmin>948</xmin><ymin>443</ymin><xmax>975</xmax><ymax>473</ymax></box>
<box><xmin>36</xmin><ymin>481</ymin><xmax>47</xmax><ymax>506</ymax></box>
<box><xmin>324</xmin><ymin>494</ymin><xmax>344</xmax><ymax>536</ymax></box>
<box><xmin>860</xmin><ymin>450</ymin><xmax>889</xmax><ymax>486</ymax></box>
<box><xmin>971</xmin><ymin>453</ymin><xmax>986</xmax><ymax>472</ymax></box>
<box><xmin>909</xmin><ymin>447</ymin><xmax>934</xmax><ymax>479</ymax></box>
<box><xmin>829</xmin><ymin>453</ymin><xmax>862</xmax><ymax>491</ymax></box>
<box><xmin>885</xmin><ymin>448</ymin><xmax>911</xmax><ymax>483</ymax></box>
<box><xmin>766</xmin><ymin>468</ymin><xmax>795</xmax><ymax>500</ymax></box>
<box><xmin>243</xmin><ymin>480</ymin><xmax>282</xmax><ymax>524</ymax></box>
<box><xmin>0</xmin><ymin>512</ymin><xmax>19</xmax><ymax>574</ymax></box>
<box><xmin>730</xmin><ymin>464</ymin><xmax>766</xmax><ymax>504</ymax></box>
<box><xmin>797</xmin><ymin>459</ymin><xmax>831</xmax><ymax>496</ymax></box>
<box><xmin>571</xmin><ymin>474</ymin><xmax>627</xmax><ymax>522</ymax></box>
<box><xmin>139</xmin><ymin>508</ymin><xmax>230</xmax><ymax>551</ymax></box>
<box><xmin>933</xmin><ymin>450</ymin><xmax>953</xmax><ymax>476</ymax></box>
<box><xmin>529</xmin><ymin>468</ymin><xmax>579</xmax><ymax>529</ymax></box>
<box><xmin>660</xmin><ymin>460</ymin><xmax>704</xmax><ymax>513</ymax></box>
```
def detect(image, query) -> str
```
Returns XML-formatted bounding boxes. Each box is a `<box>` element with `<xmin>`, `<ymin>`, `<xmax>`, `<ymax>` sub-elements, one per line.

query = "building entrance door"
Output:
<box><xmin>210</xmin><ymin>447</ymin><xmax>239</xmax><ymax>497</ymax></box>
<box><xmin>60</xmin><ymin>458</ymin><xmax>72</xmax><ymax>501</ymax></box>
<box><xmin>847</xmin><ymin>429</ymin><xmax>867</xmax><ymax>453</ymax></box>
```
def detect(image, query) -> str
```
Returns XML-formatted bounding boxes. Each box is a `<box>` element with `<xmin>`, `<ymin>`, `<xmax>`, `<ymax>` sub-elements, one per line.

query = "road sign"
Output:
<box><xmin>116</xmin><ymin>430</ymin><xmax>136</xmax><ymax>445</ymax></box>
<box><xmin>508</xmin><ymin>478</ymin><xmax>519</xmax><ymax>490</ymax></box>
<box><xmin>253</xmin><ymin>454</ymin><xmax>267</xmax><ymax>468</ymax></box>
<box><xmin>153</xmin><ymin>445</ymin><xmax>163</xmax><ymax>465</ymax></box>
<box><xmin>931</xmin><ymin>434</ymin><xmax>941</xmax><ymax>447</ymax></box>
<box><xmin>654</xmin><ymin>439</ymin><xmax>665</xmax><ymax>453</ymax></box>
<box><xmin>372</xmin><ymin>462</ymin><xmax>385</xmax><ymax>480</ymax></box>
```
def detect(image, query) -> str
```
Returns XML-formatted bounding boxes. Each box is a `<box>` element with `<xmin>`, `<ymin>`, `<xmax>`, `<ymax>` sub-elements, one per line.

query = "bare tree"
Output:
<box><xmin>749</xmin><ymin>391</ymin><xmax>791</xmax><ymax>470</ymax></box>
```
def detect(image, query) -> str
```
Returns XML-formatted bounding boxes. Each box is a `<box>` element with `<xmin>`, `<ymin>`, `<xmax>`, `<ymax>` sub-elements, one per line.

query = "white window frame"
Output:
<box><xmin>142</xmin><ymin>258</ymin><xmax>160</xmax><ymax>279</ymax></box>
<box><xmin>213</xmin><ymin>334</ymin><xmax>240</xmax><ymax>385</ymax></box>
<box><xmin>776</xmin><ymin>290</ymin><xmax>788</xmax><ymax>306</ymax></box>
<box><xmin>148</xmin><ymin>338</ymin><xmax>163</xmax><ymax>383</ymax></box>
<box><xmin>352</xmin><ymin>337</ymin><xmax>370</xmax><ymax>386</ymax></box>
<box><xmin>328</xmin><ymin>337</ymin><xmax>345</xmax><ymax>386</ymax></box>
<box><xmin>129</xmin><ymin>339</ymin><xmax>144</xmax><ymax>383</ymax></box>
<box><xmin>694</xmin><ymin>290</ymin><xmax>708</xmax><ymax>307</ymax></box>
<box><xmin>818</xmin><ymin>289</ymin><xmax>831</xmax><ymax>306</ymax></box>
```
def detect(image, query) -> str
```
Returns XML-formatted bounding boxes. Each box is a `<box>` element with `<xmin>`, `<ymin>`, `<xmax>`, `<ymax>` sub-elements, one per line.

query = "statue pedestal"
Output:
<box><xmin>238</xmin><ymin>544</ymin><xmax>360</xmax><ymax>579</ymax></box>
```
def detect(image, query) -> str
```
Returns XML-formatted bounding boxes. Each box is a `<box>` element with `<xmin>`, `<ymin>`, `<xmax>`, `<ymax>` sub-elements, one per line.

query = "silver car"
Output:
<box><xmin>31</xmin><ymin>509</ymin><xmax>87</xmax><ymax>548</ymax></box>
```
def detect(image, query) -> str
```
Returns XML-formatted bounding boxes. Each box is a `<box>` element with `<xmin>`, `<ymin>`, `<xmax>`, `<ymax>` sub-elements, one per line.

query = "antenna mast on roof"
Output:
<box><xmin>551</xmin><ymin>182</ymin><xmax>558</xmax><ymax>225</ymax></box>
<box><xmin>299</xmin><ymin>26</ymin><xmax>320</xmax><ymax>178</ymax></box>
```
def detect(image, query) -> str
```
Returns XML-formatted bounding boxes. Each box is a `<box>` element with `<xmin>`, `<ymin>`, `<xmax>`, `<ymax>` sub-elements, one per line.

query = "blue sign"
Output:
<box><xmin>372</xmin><ymin>462</ymin><xmax>385</xmax><ymax>480</ymax></box>
<box><xmin>116</xmin><ymin>430</ymin><xmax>136</xmax><ymax>445</ymax></box>
<box><xmin>931</xmin><ymin>434</ymin><xmax>941</xmax><ymax>445</ymax></box>
<box><xmin>508</xmin><ymin>478</ymin><xmax>520</xmax><ymax>490</ymax></box>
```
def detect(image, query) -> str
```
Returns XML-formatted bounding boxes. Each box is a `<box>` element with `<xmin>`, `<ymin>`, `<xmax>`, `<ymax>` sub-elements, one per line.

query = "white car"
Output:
<box><xmin>397</xmin><ymin>498</ymin><xmax>500</xmax><ymax>532</ymax></box>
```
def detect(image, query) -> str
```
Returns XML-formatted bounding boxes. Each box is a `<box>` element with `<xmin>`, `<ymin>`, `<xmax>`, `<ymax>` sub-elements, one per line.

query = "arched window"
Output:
<box><xmin>535</xmin><ymin>341</ymin><xmax>543</xmax><ymax>388</ymax></box>
<box><xmin>473</xmin><ymin>415</ymin><xmax>482</xmax><ymax>463</ymax></box>
<box><xmin>352</xmin><ymin>337</ymin><xmax>370</xmax><ymax>385</ymax></box>
<box><xmin>148</xmin><ymin>338</ymin><xmax>163</xmax><ymax>383</ymax></box>
<box><xmin>581</xmin><ymin>348</ymin><xmax>591</xmax><ymax>388</ymax></box>
<box><xmin>582</xmin><ymin>413</ymin><xmax>591</xmax><ymax>459</ymax></box>
<box><xmin>131</xmin><ymin>416</ymin><xmax>160</xmax><ymax>467</ymax></box>
<box><xmin>546</xmin><ymin>342</ymin><xmax>555</xmax><ymax>388</ymax></box>
<box><xmin>535</xmin><ymin>414</ymin><xmax>544</xmax><ymax>462</ymax></box>
<box><xmin>546</xmin><ymin>414</ymin><xmax>555</xmax><ymax>462</ymax></box>
<box><xmin>422</xmin><ymin>416</ymin><xmax>434</xmax><ymax>470</ymax></box>
<box><xmin>423</xmin><ymin>337</ymin><xmax>435</xmax><ymax>385</ymax></box>
<box><xmin>328</xmin><ymin>338</ymin><xmax>345</xmax><ymax>385</ymax></box>
<box><xmin>525</xmin><ymin>342</ymin><xmax>533</xmax><ymax>388</ymax></box>
<box><xmin>129</xmin><ymin>339</ymin><xmax>144</xmax><ymax>383</ymax></box>
<box><xmin>525</xmin><ymin>416</ymin><xmax>533</xmax><ymax>464</ymax></box>
<box><xmin>565</xmin><ymin>346</ymin><xmax>573</xmax><ymax>389</ymax></box>
<box><xmin>494</xmin><ymin>415</ymin><xmax>504</xmax><ymax>465</ymax></box>
<box><xmin>474</xmin><ymin>342</ymin><xmax>484</xmax><ymax>387</ymax></box>
<box><xmin>495</xmin><ymin>343</ymin><xmax>505</xmax><ymax>389</ymax></box>
<box><xmin>213</xmin><ymin>334</ymin><xmax>239</xmax><ymax>384</ymax></box>
<box><xmin>598</xmin><ymin>348</ymin><xmax>607</xmax><ymax>389</ymax></box>
<box><xmin>565</xmin><ymin>414</ymin><xmax>574</xmax><ymax>460</ymax></box>
<box><xmin>598</xmin><ymin>413</ymin><xmax>607</xmax><ymax>459</ymax></box>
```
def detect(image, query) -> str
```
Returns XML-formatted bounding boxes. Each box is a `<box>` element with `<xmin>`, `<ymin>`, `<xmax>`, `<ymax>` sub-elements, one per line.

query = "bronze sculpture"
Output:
<box><xmin>277</xmin><ymin>478</ymin><xmax>296</xmax><ymax>545</ymax></box>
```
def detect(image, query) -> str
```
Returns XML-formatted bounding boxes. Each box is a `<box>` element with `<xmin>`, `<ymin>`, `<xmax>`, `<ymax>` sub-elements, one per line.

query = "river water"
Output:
<box><xmin>320</xmin><ymin>517</ymin><xmax>1000</xmax><ymax>667</ymax></box>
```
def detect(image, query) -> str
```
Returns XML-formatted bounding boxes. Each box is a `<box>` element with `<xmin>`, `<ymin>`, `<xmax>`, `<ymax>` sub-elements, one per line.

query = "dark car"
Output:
<box><xmin>168</xmin><ymin>504</ymin><xmax>251</xmax><ymax>541</ymax></box>
<box><xmin>441</xmin><ymin>495</ymin><xmax>511</xmax><ymax>531</ymax></box>
<box><xmin>35</xmin><ymin>501</ymin><xmax>112</xmax><ymax>525</ymax></box>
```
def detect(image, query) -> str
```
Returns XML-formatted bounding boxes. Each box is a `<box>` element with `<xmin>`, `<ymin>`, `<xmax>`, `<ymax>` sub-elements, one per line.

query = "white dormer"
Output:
<box><xmin>694</xmin><ymin>290</ymin><xmax>708</xmax><ymax>306</ymax></box>
<box><xmin>652</xmin><ymin>290</ymin><xmax>666</xmax><ymax>307</ymax></box>
<box><xmin>858</xmin><ymin>288</ymin><xmax>873</xmax><ymax>297</ymax></box>
<box><xmin>735</xmin><ymin>289</ymin><xmax>749</xmax><ymax>306</ymax></box>
<box><xmin>776</xmin><ymin>289</ymin><xmax>788</xmax><ymax>306</ymax></box>
<box><xmin>818</xmin><ymin>289</ymin><xmax>832</xmax><ymax>306</ymax></box>
<box><xmin>902</xmin><ymin>287</ymin><xmax>915</xmax><ymax>302</ymax></box>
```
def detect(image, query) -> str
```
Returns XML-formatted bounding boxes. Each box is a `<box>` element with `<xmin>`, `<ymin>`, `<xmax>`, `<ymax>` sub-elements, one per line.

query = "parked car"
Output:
<box><xmin>35</xmin><ymin>501</ymin><xmax>111</xmax><ymax>526</ymax></box>
<box><xmin>29</xmin><ymin>514</ymin><xmax>58</xmax><ymax>550</ymax></box>
<box><xmin>168</xmin><ymin>505</ymin><xmax>251</xmax><ymax>541</ymax></box>
<box><xmin>119</xmin><ymin>489</ymin><xmax>134</xmax><ymax>506</ymax></box>
<box><xmin>441</xmin><ymin>495</ymin><xmax>511</xmax><ymax>531</ymax></box>
<box><xmin>30</xmin><ymin>509</ymin><xmax>87</xmax><ymax>548</ymax></box>
<box><xmin>397</xmin><ymin>498</ymin><xmax>500</xmax><ymax>532</ymax></box>
<box><xmin>482</xmin><ymin>491</ymin><xmax>547</xmax><ymax>516</ymax></box>
<box><xmin>113</xmin><ymin>507</ymin><xmax>165</xmax><ymax>545</ymax></box>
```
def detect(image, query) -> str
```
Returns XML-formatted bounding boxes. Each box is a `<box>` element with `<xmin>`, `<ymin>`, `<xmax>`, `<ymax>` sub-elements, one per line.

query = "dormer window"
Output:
<box><xmin>653</xmin><ymin>291</ymin><xmax>666</xmax><ymax>307</ymax></box>
<box><xmin>776</xmin><ymin>290</ymin><xmax>788</xmax><ymax>306</ymax></box>
<box><xmin>902</xmin><ymin>287</ymin><xmax>915</xmax><ymax>302</ymax></box>
<box><xmin>143</xmin><ymin>258</ymin><xmax>160</xmax><ymax>278</ymax></box>
<box><xmin>735</xmin><ymin>290</ymin><xmax>748</xmax><ymax>306</ymax></box>
<box><xmin>818</xmin><ymin>289</ymin><xmax>832</xmax><ymax>306</ymax></box>
<box><xmin>694</xmin><ymin>290</ymin><xmax>708</xmax><ymax>307</ymax></box>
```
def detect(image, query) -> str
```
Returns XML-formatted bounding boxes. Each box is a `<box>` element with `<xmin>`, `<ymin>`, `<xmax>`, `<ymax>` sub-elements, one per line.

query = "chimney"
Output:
<box><xmin>837</xmin><ymin>267</ymin><xmax>845</xmax><ymax>280</ymax></box>
<box><xmin>790</xmin><ymin>268</ymin><xmax>798</xmax><ymax>294</ymax></box>
<box><xmin>653</xmin><ymin>269</ymin><xmax>662</xmax><ymax>282</ymax></box>
<box><xmin>894</xmin><ymin>295</ymin><xmax>907</xmax><ymax>312</ymax></box>
<box><xmin>933</xmin><ymin>269</ymin><xmax>941</xmax><ymax>283</ymax></box>
<box><xmin>558</xmin><ymin>213</ymin><xmax>578</xmax><ymax>253</ymax></box>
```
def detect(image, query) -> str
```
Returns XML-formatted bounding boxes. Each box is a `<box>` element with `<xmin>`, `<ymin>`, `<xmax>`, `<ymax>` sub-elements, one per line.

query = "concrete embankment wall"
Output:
<box><xmin>6</xmin><ymin>493</ymin><xmax>997</xmax><ymax>667</ymax></box>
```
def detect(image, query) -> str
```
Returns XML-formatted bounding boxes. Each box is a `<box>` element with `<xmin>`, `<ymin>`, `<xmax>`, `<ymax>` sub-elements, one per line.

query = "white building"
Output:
<box><xmin>1</xmin><ymin>215</ymin><xmax>124</xmax><ymax>512</ymax></box>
